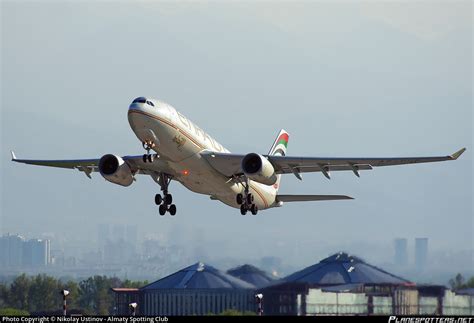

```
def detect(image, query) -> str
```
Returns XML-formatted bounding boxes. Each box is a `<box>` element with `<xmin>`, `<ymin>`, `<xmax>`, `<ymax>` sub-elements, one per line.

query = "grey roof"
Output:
<box><xmin>227</xmin><ymin>264</ymin><xmax>274</xmax><ymax>288</ymax></box>
<box><xmin>141</xmin><ymin>262</ymin><xmax>256</xmax><ymax>290</ymax></box>
<box><xmin>283</xmin><ymin>252</ymin><xmax>412</xmax><ymax>285</ymax></box>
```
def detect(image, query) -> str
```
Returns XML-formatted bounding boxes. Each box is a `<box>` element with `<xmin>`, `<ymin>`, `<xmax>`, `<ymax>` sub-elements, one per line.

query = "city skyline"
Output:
<box><xmin>0</xmin><ymin>226</ymin><xmax>472</xmax><ymax>287</ymax></box>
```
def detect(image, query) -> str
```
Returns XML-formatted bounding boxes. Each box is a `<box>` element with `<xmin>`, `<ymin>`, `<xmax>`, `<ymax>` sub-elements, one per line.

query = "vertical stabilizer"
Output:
<box><xmin>268</xmin><ymin>129</ymin><xmax>289</xmax><ymax>192</ymax></box>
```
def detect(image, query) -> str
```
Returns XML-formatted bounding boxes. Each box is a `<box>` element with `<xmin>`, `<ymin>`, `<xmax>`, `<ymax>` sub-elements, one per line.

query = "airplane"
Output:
<box><xmin>11</xmin><ymin>97</ymin><xmax>466</xmax><ymax>216</ymax></box>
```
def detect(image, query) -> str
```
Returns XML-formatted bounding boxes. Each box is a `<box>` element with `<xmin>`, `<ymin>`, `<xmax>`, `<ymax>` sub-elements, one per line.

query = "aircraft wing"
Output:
<box><xmin>201</xmin><ymin>148</ymin><xmax>466</xmax><ymax>179</ymax></box>
<box><xmin>10</xmin><ymin>151</ymin><xmax>173</xmax><ymax>178</ymax></box>
<box><xmin>277</xmin><ymin>195</ymin><xmax>353</xmax><ymax>202</ymax></box>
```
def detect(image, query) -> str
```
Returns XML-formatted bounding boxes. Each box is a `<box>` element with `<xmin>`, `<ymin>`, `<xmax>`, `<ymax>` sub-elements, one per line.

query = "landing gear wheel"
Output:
<box><xmin>143</xmin><ymin>154</ymin><xmax>147</xmax><ymax>163</ymax></box>
<box><xmin>155</xmin><ymin>194</ymin><xmax>162</xmax><ymax>205</ymax></box>
<box><xmin>159</xmin><ymin>204</ymin><xmax>167</xmax><ymax>216</ymax></box>
<box><xmin>164</xmin><ymin>194</ymin><xmax>173</xmax><ymax>205</ymax></box>
<box><xmin>236</xmin><ymin>194</ymin><xmax>244</xmax><ymax>205</ymax></box>
<box><xmin>240</xmin><ymin>204</ymin><xmax>247</xmax><ymax>215</ymax></box>
<box><xmin>246</xmin><ymin>193</ymin><xmax>254</xmax><ymax>205</ymax></box>
<box><xmin>147</xmin><ymin>154</ymin><xmax>154</xmax><ymax>163</ymax></box>
<box><xmin>169</xmin><ymin>204</ymin><xmax>177</xmax><ymax>216</ymax></box>
<box><xmin>251</xmin><ymin>204</ymin><xmax>258</xmax><ymax>215</ymax></box>
<box><xmin>155</xmin><ymin>173</ymin><xmax>175</xmax><ymax>216</ymax></box>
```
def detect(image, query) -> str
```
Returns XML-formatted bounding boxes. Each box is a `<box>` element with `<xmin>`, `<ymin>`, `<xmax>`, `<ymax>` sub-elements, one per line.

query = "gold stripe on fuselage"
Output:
<box><xmin>128</xmin><ymin>110</ymin><xmax>205</xmax><ymax>150</ymax></box>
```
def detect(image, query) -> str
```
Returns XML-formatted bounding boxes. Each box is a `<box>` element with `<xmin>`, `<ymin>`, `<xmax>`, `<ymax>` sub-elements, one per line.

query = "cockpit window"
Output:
<box><xmin>132</xmin><ymin>97</ymin><xmax>155</xmax><ymax>107</ymax></box>
<box><xmin>132</xmin><ymin>97</ymin><xmax>147</xmax><ymax>104</ymax></box>
<box><xmin>132</xmin><ymin>97</ymin><xmax>156</xmax><ymax>107</ymax></box>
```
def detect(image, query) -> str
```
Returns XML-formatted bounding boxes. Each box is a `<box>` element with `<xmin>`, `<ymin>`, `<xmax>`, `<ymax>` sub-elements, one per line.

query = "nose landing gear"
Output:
<box><xmin>142</xmin><ymin>140</ymin><xmax>158</xmax><ymax>163</ymax></box>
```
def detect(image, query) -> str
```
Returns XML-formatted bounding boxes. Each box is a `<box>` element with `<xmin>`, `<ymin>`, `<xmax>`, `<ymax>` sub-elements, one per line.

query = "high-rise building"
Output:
<box><xmin>0</xmin><ymin>234</ymin><xmax>24</xmax><ymax>268</ymax></box>
<box><xmin>415</xmin><ymin>238</ymin><xmax>428</xmax><ymax>271</ymax></box>
<box><xmin>394</xmin><ymin>238</ymin><xmax>408</xmax><ymax>266</ymax></box>
<box><xmin>0</xmin><ymin>234</ymin><xmax>50</xmax><ymax>268</ymax></box>
<box><xmin>23</xmin><ymin>239</ymin><xmax>50</xmax><ymax>267</ymax></box>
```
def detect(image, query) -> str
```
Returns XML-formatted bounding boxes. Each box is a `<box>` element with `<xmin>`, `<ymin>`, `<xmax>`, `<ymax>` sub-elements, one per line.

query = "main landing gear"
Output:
<box><xmin>139</xmin><ymin>141</ymin><xmax>176</xmax><ymax>216</ymax></box>
<box><xmin>142</xmin><ymin>140</ymin><xmax>158</xmax><ymax>163</ymax></box>
<box><xmin>155</xmin><ymin>173</ymin><xmax>177</xmax><ymax>216</ymax></box>
<box><xmin>236</xmin><ymin>181</ymin><xmax>258</xmax><ymax>215</ymax></box>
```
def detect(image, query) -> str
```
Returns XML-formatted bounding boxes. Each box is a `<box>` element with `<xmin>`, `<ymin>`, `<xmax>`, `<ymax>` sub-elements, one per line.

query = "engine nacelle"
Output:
<box><xmin>98</xmin><ymin>154</ymin><xmax>134</xmax><ymax>187</ymax></box>
<box><xmin>241</xmin><ymin>153</ymin><xmax>278</xmax><ymax>186</ymax></box>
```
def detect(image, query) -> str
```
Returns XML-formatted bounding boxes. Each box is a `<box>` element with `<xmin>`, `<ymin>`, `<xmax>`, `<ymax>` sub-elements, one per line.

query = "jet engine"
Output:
<box><xmin>241</xmin><ymin>153</ymin><xmax>278</xmax><ymax>185</ymax></box>
<box><xmin>98</xmin><ymin>154</ymin><xmax>134</xmax><ymax>187</ymax></box>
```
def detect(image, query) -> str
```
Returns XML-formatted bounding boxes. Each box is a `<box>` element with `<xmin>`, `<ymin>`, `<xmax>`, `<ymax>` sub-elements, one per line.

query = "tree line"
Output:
<box><xmin>449</xmin><ymin>273</ymin><xmax>474</xmax><ymax>290</ymax></box>
<box><xmin>0</xmin><ymin>274</ymin><xmax>147</xmax><ymax>315</ymax></box>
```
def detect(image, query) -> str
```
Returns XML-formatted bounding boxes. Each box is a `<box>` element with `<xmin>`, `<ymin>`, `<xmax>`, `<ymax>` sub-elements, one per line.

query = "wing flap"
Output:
<box><xmin>277</xmin><ymin>164</ymin><xmax>373</xmax><ymax>174</ymax></box>
<box><xmin>277</xmin><ymin>195</ymin><xmax>354</xmax><ymax>202</ymax></box>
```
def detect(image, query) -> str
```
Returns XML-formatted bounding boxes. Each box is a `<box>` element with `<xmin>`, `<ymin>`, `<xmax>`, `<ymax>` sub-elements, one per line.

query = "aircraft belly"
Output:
<box><xmin>174</xmin><ymin>152</ymin><xmax>228</xmax><ymax>194</ymax></box>
<box><xmin>182</xmin><ymin>159</ymin><xmax>276</xmax><ymax>210</ymax></box>
<box><xmin>179</xmin><ymin>174</ymin><xmax>222</xmax><ymax>195</ymax></box>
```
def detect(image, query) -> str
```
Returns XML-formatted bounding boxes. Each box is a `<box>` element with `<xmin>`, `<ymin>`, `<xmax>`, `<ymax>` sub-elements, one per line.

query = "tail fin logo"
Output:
<box><xmin>276</xmin><ymin>133</ymin><xmax>289</xmax><ymax>148</ymax></box>
<box><xmin>269</xmin><ymin>129</ymin><xmax>289</xmax><ymax>156</ymax></box>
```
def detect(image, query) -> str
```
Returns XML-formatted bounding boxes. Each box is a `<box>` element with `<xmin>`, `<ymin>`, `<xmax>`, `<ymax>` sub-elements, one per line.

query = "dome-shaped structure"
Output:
<box><xmin>283</xmin><ymin>252</ymin><xmax>411</xmax><ymax>285</ymax></box>
<box><xmin>227</xmin><ymin>264</ymin><xmax>274</xmax><ymax>288</ymax></box>
<box><xmin>141</xmin><ymin>262</ymin><xmax>256</xmax><ymax>290</ymax></box>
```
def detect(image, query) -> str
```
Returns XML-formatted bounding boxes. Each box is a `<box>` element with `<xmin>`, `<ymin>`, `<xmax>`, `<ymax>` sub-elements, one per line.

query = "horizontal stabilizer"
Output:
<box><xmin>276</xmin><ymin>194</ymin><xmax>354</xmax><ymax>202</ymax></box>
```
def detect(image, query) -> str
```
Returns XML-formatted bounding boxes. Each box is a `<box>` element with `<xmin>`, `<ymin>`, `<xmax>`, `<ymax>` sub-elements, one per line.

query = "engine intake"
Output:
<box><xmin>241</xmin><ymin>153</ymin><xmax>278</xmax><ymax>186</ymax></box>
<box><xmin>98</xmin><ymin>154</ymin><xmax>133</xmax><ymax>187</ymax></box>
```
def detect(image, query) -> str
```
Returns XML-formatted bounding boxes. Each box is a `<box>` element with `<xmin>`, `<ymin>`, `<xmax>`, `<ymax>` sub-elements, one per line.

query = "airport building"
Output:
<box><xmin>112</xmin><ymin>262</ymin><xmax>257</xmax><ymax>315</ymax></box>
<box><xmin>259</xmin><ymin>252</ymin><xmax>473</xmax><ymax>315</ymax></box>
<box><xmin>112</xmin><ymin>253</ymin><xmax>474</xmax><ymax>316</ymax></box>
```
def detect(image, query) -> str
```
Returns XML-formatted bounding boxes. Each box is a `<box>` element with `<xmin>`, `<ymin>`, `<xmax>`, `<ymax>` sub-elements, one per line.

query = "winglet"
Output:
<box><xmin>11</xmin><ymin>151</ymin><xmax>17</xmax><ymax>161</ymax></box>
<box><xmin>450</xmin><ymin>148</ymin><xmax>466</xmax><ymax>160</ymax></box>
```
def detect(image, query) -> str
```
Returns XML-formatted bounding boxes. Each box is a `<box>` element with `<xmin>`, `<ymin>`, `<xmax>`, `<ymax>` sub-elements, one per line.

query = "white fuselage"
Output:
<box><xmin>127</xmin><ymin>98</ymin><xmax>278</xmax><ymax>210</ymax></box>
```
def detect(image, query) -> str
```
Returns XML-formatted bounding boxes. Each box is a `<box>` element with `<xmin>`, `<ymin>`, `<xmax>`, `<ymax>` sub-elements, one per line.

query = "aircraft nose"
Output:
<box><xmin>128</xmin><ymin>97</ymin><xmax>167</xmax><ymax>119</ymax></box>
<box><xmin>129</xmin><ymin>97</ymin><xmax>148</xmax><ymax>111</ymax></box>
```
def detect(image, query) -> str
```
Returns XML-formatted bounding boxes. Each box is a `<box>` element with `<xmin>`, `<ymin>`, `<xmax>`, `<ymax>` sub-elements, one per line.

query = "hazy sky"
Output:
<box><xmin>1</xmin><ymin>1</ymin><xmax>472</xmax><ymax>269</ymax></box>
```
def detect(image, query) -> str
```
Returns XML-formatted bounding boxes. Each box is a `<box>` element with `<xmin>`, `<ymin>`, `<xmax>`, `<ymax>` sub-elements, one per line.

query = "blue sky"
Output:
<box><xmin>1</xmin><ymin>1</ymin><xmax>472</xmax><ymax>269</ymax></box>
